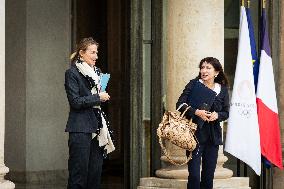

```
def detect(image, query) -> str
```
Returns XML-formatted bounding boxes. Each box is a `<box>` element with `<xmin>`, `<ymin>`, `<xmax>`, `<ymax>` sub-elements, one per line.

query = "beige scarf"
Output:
<box><xmin>76</xmin><ymin>61</ymin><xmax>115</xmax><ymax>154</ymax></box>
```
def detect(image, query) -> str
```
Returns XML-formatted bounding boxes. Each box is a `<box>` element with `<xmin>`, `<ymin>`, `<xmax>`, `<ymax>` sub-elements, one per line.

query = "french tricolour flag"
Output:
<box><xmin>256</xmin><ymin>9</ymin><xmax>283</xmax><ymax>169</ymax></box>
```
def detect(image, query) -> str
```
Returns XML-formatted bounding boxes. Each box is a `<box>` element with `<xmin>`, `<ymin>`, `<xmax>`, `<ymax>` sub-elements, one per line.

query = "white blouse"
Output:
<box><xmin>198</xmin><ymin>79</ymin><xmax>221</xmax><ymax>95</ymax></box>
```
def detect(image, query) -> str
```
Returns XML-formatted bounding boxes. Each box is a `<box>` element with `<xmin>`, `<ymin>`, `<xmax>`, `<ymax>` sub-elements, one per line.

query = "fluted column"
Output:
<box><xmin>214</xmin><ymin>125</ymin><xmax>233</xmax><ymax>179</ymax></box>
<box><xmin>156</xmin><ymin>0</ymin><xmax>232</xmax><ymax>179</ymax></box>
<box><xmin>0</xmin><ymin>1</ymin><xmax>15</xmax><ymax>188</ymax></box>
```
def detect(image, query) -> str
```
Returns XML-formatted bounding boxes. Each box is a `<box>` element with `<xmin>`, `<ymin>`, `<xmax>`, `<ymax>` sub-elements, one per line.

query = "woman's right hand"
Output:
<box><xmin>195</xmin><ymin>109</ymin><xmax>211</xmax><ymax>122</ymax></box>
<box><xmin>99</xmin><ymin>92</ymin><xmax>110</xmax><ymax>102</ymax></box>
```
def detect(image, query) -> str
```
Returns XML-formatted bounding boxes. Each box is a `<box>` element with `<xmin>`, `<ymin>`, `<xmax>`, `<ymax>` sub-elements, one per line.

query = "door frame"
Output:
<box><xmin>129</xmin><ymin>0</ymin><xmax>164</xmax><ymax>188</ymax></box>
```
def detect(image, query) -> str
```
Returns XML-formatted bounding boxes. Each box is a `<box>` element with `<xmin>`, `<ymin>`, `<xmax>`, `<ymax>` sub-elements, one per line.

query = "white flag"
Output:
<box><xmin>224</xmin><ymin>6</ymin><xmax>261</xmax><ymax>175</ymax></box>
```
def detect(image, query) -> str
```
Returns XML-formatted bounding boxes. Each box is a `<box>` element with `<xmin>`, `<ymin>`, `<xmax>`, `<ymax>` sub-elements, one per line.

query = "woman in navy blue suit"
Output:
<box><xmin>177</xmin><ymin>57</ymin><xmax>229</xmax><ymax>189</ymax></box>
<box><xmin>65</xmin><ymin>37</ymin><xmax>111</xmax><ymax>189</ymax></box>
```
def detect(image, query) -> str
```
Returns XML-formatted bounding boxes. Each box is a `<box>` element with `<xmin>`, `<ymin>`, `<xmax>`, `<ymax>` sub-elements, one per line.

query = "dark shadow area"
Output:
<box><xmin>72</xmin><ymin>0</ymin><xmax>130</xmax><ymax>188</ymax></box>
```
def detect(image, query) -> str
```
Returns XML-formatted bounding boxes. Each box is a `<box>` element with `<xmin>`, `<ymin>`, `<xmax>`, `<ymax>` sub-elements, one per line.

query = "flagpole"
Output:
<box><xmin>247</xmin><ymin>0</ymin><xmax>250</xmax><ymax>8</ymax></box>
<box><xmin>241</xmin><ymin>0</ymin><xmax>244</xmax><ymax>7</ymax></box>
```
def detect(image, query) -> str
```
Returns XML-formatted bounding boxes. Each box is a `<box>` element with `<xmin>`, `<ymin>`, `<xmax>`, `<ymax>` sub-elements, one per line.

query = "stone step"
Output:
<box><xmin>214</xmin><ymin>178</ymin><xmax>249</xmax><ymax>188</ymax></box>
<box><xmin>138</xmin><ymin>187</ymin><xmax>175</xmax><ymax>189</ymax></box>
<box><xmin>215</xmin><ymin>188</ymin><xmax>250</xmax><ymax>189</ymax></box>
<box><xmin>138</xmin><ymin>177</ymin><xmax>250</xmax><ymax>189</ymax></box>
<box><xmin>138</xmin><ymin>187</ymin><xmax>250</xmax><ymax>189</ymax></box>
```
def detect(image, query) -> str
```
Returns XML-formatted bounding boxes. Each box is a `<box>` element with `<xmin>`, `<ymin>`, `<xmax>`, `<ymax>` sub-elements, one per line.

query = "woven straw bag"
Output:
<box><xmin>157</xmin><ymin>106</ymin><xmax>198</xmax><ymax>165</ymax></box>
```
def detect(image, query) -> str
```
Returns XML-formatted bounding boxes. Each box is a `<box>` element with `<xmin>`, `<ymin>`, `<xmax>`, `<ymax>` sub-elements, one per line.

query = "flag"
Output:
<box><xmin>247</xmin><ymin>6</ymin><xmax>272</xmax><ymax>168</ymax></box>
<box><xmin>246</xmin><ymin>7</ymin><xmax>259</xmax><ymax>92</ymax></box>
<box><xmin>256</xmin><ymin>9</ymin><xmax>283</xmax><ymax>169</ymax></box>
<box><xmin>225</xmin><ymin>6</ymin><xmax>261</xmax><ymax>175</ymax></box>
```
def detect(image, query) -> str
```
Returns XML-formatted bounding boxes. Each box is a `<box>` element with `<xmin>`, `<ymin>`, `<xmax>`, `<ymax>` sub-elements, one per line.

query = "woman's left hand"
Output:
<box><xmin>208</xmin><ymin>111</ymin><xmax>218</xmax><ymax>122</ymax></box>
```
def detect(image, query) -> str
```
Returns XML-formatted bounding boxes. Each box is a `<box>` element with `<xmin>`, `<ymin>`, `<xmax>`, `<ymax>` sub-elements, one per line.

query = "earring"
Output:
<box><xmin>215</xmin><ymin>75</ymin><xmax>218</xmax><ymax>78</ymax></box>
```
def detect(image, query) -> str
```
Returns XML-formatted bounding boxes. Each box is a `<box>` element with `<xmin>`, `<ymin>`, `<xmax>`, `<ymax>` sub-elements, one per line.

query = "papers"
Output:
<box><xmin>101</xmin><ymin>73</ymin><xmax>110</xmax><ymax>92</ymax></box>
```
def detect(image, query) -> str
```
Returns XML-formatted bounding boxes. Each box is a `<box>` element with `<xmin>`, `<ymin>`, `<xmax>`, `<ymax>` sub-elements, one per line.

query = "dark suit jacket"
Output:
<box><xmin>64</xmin><ymin>65</ymin><xmax>101</xmax><ymax>133</ymax></box>
<box><xmin>176</xmin><ymin>79</ymin><xmax>229</xmax><ymax>145</ymax></box>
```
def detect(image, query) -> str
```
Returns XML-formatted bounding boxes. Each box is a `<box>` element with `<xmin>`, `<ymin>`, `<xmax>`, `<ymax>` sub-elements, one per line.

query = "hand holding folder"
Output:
<box><xmin>186</xmin><ymin>81</ymin><xmax>217</xmax><ymax>128</ymax></box>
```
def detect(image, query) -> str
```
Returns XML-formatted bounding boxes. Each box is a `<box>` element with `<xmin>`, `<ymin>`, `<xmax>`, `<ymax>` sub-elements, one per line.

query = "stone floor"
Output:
<box><xmin>15</xmin><ymin>183</ymin><xmax>123</xmax><ymax>189</ymax></box>
<box><xmin>15</xmin><ymin>182</ymin><xmax>123</xmax><ymax>189</ymax></box>
<box><xmin>15</xmin><ymin>183</ymin><xmax>66</xmax><ymax>189</ymax></box>
<box><xmin>12</xmin><ymin>163</ymin><xmax>124</xmax><ymax>189</ymax></box>
<box><xmin>14</xmin><ymin>175</ymin><xmax>123</xmax><ymax>189</ymax></box>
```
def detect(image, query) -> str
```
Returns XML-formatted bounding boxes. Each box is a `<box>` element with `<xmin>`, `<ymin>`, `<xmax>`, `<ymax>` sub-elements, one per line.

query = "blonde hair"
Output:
<box><xmin>70</xmin><ymin>37</ymin><xmax>99</xmax><ymax>64</ymax></box>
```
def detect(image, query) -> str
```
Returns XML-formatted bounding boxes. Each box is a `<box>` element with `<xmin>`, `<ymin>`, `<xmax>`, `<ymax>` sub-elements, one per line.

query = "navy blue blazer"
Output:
<box><xmin>176</xmin><ymin>79</ymin><xmax>229</xmax><ymax>145</ymax></box>
<box><xmin>64</xmin><ymin>65</ymin><xmax>101</xmax><ymax>133</ymax></box>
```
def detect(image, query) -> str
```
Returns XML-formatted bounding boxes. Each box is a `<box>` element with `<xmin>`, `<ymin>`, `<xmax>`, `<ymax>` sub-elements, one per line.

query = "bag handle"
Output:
<box><xmin>158</xmin><ymin>135</ymin><xmax>192</xmax><ymax>166</ymax></box>
<box><xmin>176</xmin><ymin>103</ymin><xmax>189</xmax><ymax>111</ymax></box>
<box><xmin>180</xmin><ymin>106</ymin><xmax>190</xmax><ymax>118</ymax></box>
<box><xmin>177</xmin><ymin>103</ymin><xmax>191</xmax><ymax>117</ymax></box>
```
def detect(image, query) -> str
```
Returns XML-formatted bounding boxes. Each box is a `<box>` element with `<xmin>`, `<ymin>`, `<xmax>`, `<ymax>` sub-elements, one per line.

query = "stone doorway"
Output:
<box><xmin>72</xmin><ymin>0</ymin><xmax>130</xmax><ymax>188</ymax></box>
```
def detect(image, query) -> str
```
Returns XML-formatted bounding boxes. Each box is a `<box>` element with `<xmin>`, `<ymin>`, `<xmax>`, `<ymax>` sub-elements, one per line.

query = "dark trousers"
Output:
<box><xmin>67</xmin><ymin>133</ymin><xmax>104</xmax><ymax>189</ymax></box>
<box><xmin>187</xmin><ymin>141</ymin><xmax>219</xmax><ymax>189</ymax></box>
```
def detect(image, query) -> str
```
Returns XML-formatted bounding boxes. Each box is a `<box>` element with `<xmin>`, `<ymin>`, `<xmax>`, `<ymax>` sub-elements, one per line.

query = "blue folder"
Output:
<box><xmin>101</xmin><ymin>73</ymin><xmax>110</xmax><ymax>92</ymax></box>
<box><xmin>186</xmin><ymin>81</ymin><xmax>217</xmax><ymax>128</ymax></box>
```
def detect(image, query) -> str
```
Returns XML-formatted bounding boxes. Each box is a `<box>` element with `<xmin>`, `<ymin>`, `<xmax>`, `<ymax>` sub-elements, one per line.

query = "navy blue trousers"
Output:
<box><xmin>67</xmin><ymin>133</ymin><xmax>104</xmax><ymax>189</ymax></box>
<box><xmin>187</xmin><ymin>141</ymin><xmax>219</xmax><ymax>189</ymax></box>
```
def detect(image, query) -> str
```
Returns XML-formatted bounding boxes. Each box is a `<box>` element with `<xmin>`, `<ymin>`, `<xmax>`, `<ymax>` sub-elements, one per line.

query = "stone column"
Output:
<box><xmin>214</xmin><ymin>130</ymin><xmax>233</xmax><ymax>179</ymax></box>
<box><xmin>0</xmin><ymin>1</ymin><xmax>15</xmax><ymax>188</ymax></box>
<box><xmin>156</xmin><ymin>0</ymin><xmax>232</xmax><ymax>179</ymax></box>
<box><xmin>273</xmin><ymin>1</ymin><xmax>284</xmax><ymax>188</ymax></box>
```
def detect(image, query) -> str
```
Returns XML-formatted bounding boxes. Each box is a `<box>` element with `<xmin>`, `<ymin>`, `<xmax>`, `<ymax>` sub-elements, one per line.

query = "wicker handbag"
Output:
<box><xmin>157</xmin><ymin>106</ymin><xmax>198</xmax><ymax>165</ymax></box>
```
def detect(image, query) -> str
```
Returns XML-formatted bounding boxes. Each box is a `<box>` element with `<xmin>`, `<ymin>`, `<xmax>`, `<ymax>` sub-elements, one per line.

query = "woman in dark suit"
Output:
<box><xmin>176</xmin><ymin>57</ymin><xmax>229</xmax><ymax>189</ymax></box>
<box><xmin>65</xmin><ymin>37</ymin><xmax>112</xmax><ymax>189</ymax></box>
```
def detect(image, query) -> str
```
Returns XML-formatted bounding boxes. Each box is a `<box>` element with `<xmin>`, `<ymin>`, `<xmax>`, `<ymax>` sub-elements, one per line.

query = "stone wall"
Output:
<box><xmin>5</xmin><ymin>0</ymin><xmax>70</xmax><ymax>183</ymax></box>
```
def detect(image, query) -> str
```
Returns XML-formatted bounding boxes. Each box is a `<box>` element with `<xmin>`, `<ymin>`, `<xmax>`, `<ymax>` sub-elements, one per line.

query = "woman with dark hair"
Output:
<box><xmin>176</xmin><ymin>57</ymin><xmax>229</xmax><ymax>189</ymax></box>
<box><xmin>65</xmin><ymin>37</ymin><xmax>114</xmax><ymax>189</ymax></box>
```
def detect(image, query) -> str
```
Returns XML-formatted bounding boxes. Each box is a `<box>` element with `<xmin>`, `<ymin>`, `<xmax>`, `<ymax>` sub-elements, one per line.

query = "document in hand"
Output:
<box><xmin>101</xmin><ymin>73</ymin><xmax>110</xmax><ymax>92</ymax></box>
<box><xmin>187</xmin><ymin>81</ymin><xmax>217</xmax><ymax>128</ymax></box>
<box><xmin>187</xmin><ymin>82</ymin><xmax>217</xmax><ymax>110</ymax></box>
